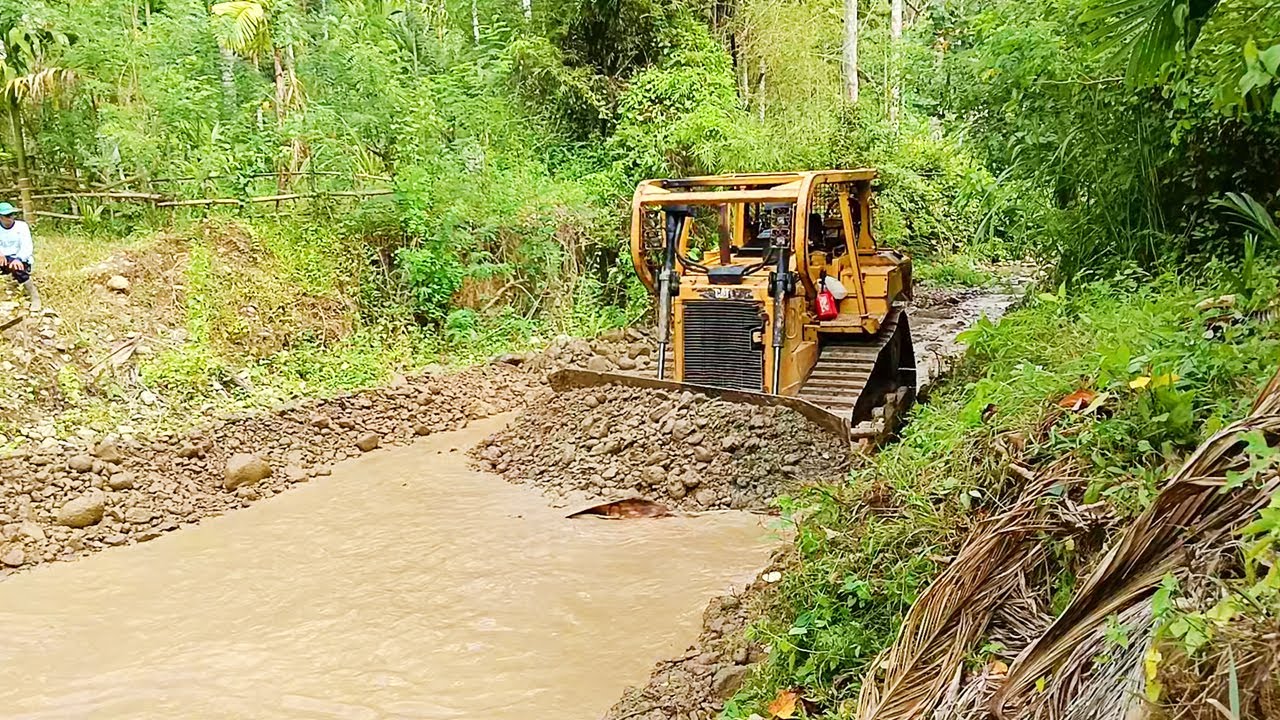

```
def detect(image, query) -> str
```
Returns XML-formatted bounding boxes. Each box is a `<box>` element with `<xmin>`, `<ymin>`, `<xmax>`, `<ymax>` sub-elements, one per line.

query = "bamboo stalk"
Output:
<box><xmin>31</xmin><ymin>191</ymin><xmax>164</xmax><ymax>201</ymax></box>
<box><xmin>34</xmin><ymin>210</ymin><xmax>85</xmax><ymax>220</ymax></box>
<box><xmin>154</xmin><ymin>198</ymin><xmax>242</xmax><ymax>207</ymax></box>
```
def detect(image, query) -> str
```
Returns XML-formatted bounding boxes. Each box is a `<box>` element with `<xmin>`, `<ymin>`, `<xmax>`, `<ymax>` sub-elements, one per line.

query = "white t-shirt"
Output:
<box><xmin>0</xmin><ymin>220</ymin><xmax>34</xmax><ymax>264</ymax></box>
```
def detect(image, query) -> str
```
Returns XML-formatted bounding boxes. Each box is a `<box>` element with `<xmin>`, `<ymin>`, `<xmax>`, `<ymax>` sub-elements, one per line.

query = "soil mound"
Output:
<box><xmin>473</xmin><ymin>383</ymin><xmax>847</xmax><ymax>511</ymax></box>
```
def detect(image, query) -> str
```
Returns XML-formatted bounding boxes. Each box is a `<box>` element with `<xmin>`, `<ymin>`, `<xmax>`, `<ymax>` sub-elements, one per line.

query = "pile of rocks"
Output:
<box><xmin>523</xmin><ymin>327</ymin><xmax>660</xmax><ymax>376</ymax></box>
<box><xmin>473</xmin><ymin>383</ymin><xmax>846</xmax><ymax>511</ymax></box>
<box><xmin>0</xmin><ymin>363</ymin><xmax>533</xmax><ymax>576</ymax></box>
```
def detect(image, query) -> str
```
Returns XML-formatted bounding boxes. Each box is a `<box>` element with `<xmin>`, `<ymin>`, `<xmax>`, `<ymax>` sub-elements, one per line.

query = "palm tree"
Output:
<box><xmin>0</xmin><ymin>24</ymin><xmax>75</xmax><ymax>219</ymax></box>
<box><xmin>211</xmin><ymin>0</ymin><xmax>295</xmax><ymax>126</ymax></box>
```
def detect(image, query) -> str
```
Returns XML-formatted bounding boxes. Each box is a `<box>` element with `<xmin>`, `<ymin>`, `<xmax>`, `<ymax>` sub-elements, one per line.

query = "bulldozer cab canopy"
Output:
<box><xmin>629</xmin><ymin>170</ymin><xmax>880</xmax><ymax>297</ymax></box>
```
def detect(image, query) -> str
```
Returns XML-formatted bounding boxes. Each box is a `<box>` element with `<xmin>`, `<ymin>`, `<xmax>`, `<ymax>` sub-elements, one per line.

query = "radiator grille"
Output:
<box><xmin>682</xmin><ymin>300</ymin><xmax>765</xmax><ymax>391</ymax></box>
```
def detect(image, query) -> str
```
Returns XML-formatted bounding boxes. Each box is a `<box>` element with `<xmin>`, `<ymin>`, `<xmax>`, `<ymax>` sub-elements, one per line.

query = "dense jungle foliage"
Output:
<box><xmin>1</xmin><ymin>0</ymin><xmax>1272</xmax><ymax>337</ymax></box>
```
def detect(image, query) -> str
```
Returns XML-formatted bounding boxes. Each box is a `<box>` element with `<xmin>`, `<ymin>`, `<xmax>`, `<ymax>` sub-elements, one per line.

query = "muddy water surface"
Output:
<box><xmin>0</xmin><ymin>416</ymin><xmax>775</xmax><ymax>720</ymax></box>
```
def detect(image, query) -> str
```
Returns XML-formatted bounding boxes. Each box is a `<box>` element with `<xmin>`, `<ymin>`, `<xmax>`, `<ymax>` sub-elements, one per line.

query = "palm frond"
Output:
<box><xmin>4</xmin><ymin>66</ymin><xmax>75</xmax><ymax>103</ymax></box>
<box><xmin>1217</xmin><ymin>192</ymin><xmax>1280</xmax><ymax>245</ymax></box>
<box><xmin>1083</xmin><ymin>0</ymin><xmax>1221</xmax><ymax>84</ymax></box>
<box><xmin>855</xmin><ymin>461</ymin><xmax>1073</xmax><ymax>720</ymax></box>
<box><xmin>992</xmin><ymin>367</ymin><xmax>1280</xmax><ymax>717</ymax></box>
<box><xmin>212</xmin><ymin>1</ymin><xmax>272</xmax><ymax>59</ymax></box>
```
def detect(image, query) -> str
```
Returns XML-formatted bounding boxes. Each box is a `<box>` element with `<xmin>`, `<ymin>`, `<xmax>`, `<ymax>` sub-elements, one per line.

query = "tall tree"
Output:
<box><xmin>889</xmin><ymin>0</ymin><xmax>901</xmax><ymax>122</ymax></box>
<box><xmin>0</xmin><ymin>23</ymin><xmax>75</xmax><ymax>220</ymax></box>
<box><xmin>843</xmin><ymin>0</ymin><xmax>858</xmax><ymax>103</ymax></box>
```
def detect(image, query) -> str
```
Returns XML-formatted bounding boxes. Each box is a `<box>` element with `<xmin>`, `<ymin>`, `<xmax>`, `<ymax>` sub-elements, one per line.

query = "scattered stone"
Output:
<box><xmin>224</xmin><ymin>453</ymin><xmax>272</xmax><ymax>490</ymax></box>
<box><xmin>67</xmin><ymin>454</ymin><xmax>95</xmax><ymax>473</ymax></box>
<box><xmin>124</xmin><ymin>507</ymin><xmax>155</xmax><ymax>524</ymax></box>
<box><xmin>105</xmin><ymin>275</ymin><xmax>131</xmax><ymax>292</ymax></box>
<box><xmin>107</xmin><ymin>472</ymin><xmax>137</xmax><ymax>490</ymax></box>
<box><xmin>355</xmin><ymin>433</ymin><xmax>381</xmax><ymax>452</ymax></box>
<box><xmin>93</xmin><ymin>436</ymin><xmax>126</xmax><ymax>463</ymax></box>
<box><xmin>711</xmin><ymin>665</ymin><xmax>750</xmax><ymax>699</ymax></box>
<box><xmin>18</xmin><ymin>521</ymin><xmax>45</xmax><ymax>542</ymax></box>
<box><xmin>1</xmin><ymin>545</ymin><xmax>26</xmax><ymax>567</ymax></box>
<box><xmin>57</xmin><ymin>490</ymin><xmax>106</xmax><ymax>528</ymax></box>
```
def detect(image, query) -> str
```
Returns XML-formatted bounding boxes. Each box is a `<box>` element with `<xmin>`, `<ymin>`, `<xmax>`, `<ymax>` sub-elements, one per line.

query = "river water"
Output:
<box><xmin>0</xmin><ymin>416</ymin><xmax>775</xmax><ymax>720</ymax></box>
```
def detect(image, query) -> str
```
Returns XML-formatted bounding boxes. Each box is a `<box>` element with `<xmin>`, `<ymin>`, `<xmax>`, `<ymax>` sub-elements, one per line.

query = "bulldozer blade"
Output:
<box><xmin>546</xmin><ymin>369</ymin><xmax>853</xmax><ymax>442</ymax></box>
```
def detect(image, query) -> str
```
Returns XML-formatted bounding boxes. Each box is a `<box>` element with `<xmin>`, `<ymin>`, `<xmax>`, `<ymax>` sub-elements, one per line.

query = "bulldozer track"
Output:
<box><xmin>798</xmin><ymin>308</ymin><xmax>912</xmax><ymax>425</ymax></box>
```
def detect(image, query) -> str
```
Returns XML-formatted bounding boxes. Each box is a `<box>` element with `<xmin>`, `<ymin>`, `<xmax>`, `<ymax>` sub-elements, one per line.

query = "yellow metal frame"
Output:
<box><xmin>628</xmin><ymin>169</ymin><xmax>908</xmax><ymax>394</ymax></box>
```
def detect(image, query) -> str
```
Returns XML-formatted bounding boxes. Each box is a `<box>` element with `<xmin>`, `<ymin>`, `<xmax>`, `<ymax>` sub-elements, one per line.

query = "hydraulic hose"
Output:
<box><xmin>655</xmin><ymin>209</ymin><xmax>687</xmax><ymax>380</ymax></box>
<box><xmin>770</xmin><ymin>243</ymin><xmax>790</xmax><ymax>394</ymax></box>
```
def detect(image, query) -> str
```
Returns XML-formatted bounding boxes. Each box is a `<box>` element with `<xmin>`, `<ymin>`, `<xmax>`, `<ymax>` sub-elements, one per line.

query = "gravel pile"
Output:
<box><xmin>473</xmin><ymin>383</ymin><xmax>847</xmax><ymax>511</ymax></box>
<box><xmin>522</xmin><ymin>327</ymin><xmax>660</xmax><ymax>376</ymax></box>
<box><xmin>0</xmin><ymin>363</ymin><xmax>533</xmax><ymax>576</ymax></box>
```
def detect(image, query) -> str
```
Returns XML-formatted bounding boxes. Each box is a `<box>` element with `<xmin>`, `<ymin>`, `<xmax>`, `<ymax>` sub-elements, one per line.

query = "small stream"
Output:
<box><xmin>0</xmin><ymin>416</ymin><xmax>776</xmax><ymax>720</ymax></box>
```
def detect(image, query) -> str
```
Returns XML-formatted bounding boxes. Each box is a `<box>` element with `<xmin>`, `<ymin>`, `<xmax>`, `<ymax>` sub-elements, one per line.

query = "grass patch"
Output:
<box><xmin>729</xmin><ymin>271</ymin><xmax>1280</xmax><ymax>716</ymax></box>
<box><xmin>913</xmin><ymin>252</ymin><xmax>1000</xmax><ymax>288</ymax></box>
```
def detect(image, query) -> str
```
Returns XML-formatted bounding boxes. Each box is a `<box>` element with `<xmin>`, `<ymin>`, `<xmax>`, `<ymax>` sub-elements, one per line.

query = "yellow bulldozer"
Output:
<box><xmin>550</xmin><ymin>170</ymin><xmax>917</xmax><ymax>443</ymax></box>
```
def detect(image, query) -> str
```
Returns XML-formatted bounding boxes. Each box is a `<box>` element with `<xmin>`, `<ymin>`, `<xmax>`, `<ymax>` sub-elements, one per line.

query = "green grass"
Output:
<box><xmin>913</xmin><ymin>252</ymin><xmax>1000</xmax><ymax>288</ymax></box>
<box><xmin>728</xmin><ymin>271</ymin><xmax>1280</xmax><ymax>717</ymax></box>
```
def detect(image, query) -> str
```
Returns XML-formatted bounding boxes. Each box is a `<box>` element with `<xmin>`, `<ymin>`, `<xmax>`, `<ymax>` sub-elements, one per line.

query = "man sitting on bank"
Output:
<box><xmin>0</xmin><ymin>202</ymin><xmax>41</xmax><ymax>312</ymax></box>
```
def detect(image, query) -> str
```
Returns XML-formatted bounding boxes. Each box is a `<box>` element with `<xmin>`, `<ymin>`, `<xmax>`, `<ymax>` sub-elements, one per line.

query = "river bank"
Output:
<box><xmin>1</xmin><ymin>280</ymin><xmax>1024</xmax><ymax>578</ymax></box>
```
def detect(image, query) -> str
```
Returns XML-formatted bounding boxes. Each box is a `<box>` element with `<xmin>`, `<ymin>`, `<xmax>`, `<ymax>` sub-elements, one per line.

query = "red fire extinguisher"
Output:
<box><xmin>815</xmin><ymin>271</ymin><xmax>839</xmax><ymax>320</ymax></box>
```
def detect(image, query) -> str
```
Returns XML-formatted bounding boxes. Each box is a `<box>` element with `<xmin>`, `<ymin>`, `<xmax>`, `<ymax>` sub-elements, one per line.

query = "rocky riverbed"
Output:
<box><xmin>1</xmin><ymin>282</ymin><xmax>1025</xmax><ymax>577</ymax></box>
<box><xmin>0</xmin><ymin>363</ymin><xmax>534</xmax><ymax>576</ymax></box>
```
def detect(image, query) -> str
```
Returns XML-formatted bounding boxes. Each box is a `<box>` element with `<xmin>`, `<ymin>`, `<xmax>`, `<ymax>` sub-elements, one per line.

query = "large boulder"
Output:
<box><xmin>355</xmin><ymin>433</ymin><xmax>381</xmax><ymax>452</ymax></box>
<box><xmin>67</xmin><ymin>454</ymin><xmax>95</xmax><ymax>473</ymax></box>
<box><xmin>224</xmin><ymin>454</ymin><xmax>272</xmax><ymax>491</ymax></box>
<box><xmin>57</xmin><ymin>490</ymin><xmax>106</xmax><ymax>528</ymax></box>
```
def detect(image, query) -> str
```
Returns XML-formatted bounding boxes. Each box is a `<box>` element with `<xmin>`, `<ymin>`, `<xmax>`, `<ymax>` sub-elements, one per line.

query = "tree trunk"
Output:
<box><xmin>757</xmin><ymin>64</ymin><xmax>766</xmax><ymax>121</ymax></box>
<box><xmin>472</xmin><ymin>0</ymin><xmax>480</xmax><ymax>43</ymax></box>
<box><xmin>273</xmin><ymin>47</ymin><xmax>287</xmax><ymax>126</ymax></box>
<box><xmin>273</xmin><ymin>47</ymin><xmax>288</xmax><ymax>192</ymax></box>
<box><xmin>521</xmin><ymin>0</ymin><xmax>531</xmax><ymax>20</ymax></box>
<box><xmin>7</xmin><ymin>104</ymin><xmax>35</xmax><ymax>221</ymax></box>
<box><xmin>843</xmin><ymin>0</ymin><xmax>859</xmax><ymax>104</ymax></box>
<box><xmin>219</xmin><ymin>48</ymin><xmax>238</xmax><ymax>118</ymax></box>
<box><xmin>889</xmin><ymin>0</ymin><xmax>902</xmax><ymax>123</ymax></box>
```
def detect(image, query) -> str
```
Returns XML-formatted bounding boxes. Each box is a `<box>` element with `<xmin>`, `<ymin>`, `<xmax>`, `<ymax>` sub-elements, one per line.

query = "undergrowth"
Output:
<box><xmin>730</xmin><ymin>270</ymin><xmax>1280</xmax><ymax>717</ymax></box>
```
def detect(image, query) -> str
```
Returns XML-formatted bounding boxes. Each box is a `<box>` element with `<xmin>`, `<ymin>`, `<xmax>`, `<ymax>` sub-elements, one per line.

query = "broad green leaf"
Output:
<box><xmin>1260</xmin><ymin>44</ymin><xmax>1280</xmax><ymax>75</ymax></box>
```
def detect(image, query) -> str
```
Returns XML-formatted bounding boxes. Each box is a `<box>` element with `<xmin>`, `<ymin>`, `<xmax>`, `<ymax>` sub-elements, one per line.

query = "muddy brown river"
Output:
<box><xmin>0</xmin><ymin>416</ymin><xmax>775</xmax><ymax>719</ymax></box>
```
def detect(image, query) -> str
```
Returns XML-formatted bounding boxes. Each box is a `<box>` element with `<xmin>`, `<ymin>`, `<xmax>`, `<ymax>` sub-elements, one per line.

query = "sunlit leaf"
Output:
<box><xmin>767</xmin><ymin>689</ymin><xmax>799</xmax><ymax>719</ymax></box>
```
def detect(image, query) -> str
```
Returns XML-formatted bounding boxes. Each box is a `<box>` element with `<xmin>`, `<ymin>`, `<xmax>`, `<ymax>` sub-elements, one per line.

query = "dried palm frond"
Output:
<box><xmin>855</xmin><ymin>462</ymin><xmax>1076</xmax><ymax>720</ymax></box>
<box><xmin>992</xmin><ymin>367</ymin><xmax>1280</xmax><ymax>719</ymax></box>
